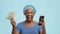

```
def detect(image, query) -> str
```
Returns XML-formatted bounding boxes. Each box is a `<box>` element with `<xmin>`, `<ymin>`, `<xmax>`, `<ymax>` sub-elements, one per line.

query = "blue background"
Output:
<box><xmin>0</xmin><ymin>0</ymin><xmax>60</xmax><ymax>34</ymax></box>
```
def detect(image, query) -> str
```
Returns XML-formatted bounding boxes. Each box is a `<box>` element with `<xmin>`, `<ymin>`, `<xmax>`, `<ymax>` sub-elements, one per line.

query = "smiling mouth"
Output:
<box><xmin>28</xmin><ymin>17</ymin><xmax>32</xmax><ymax>20</ymax></box>
<box><xmin>27</xmin><ymin>16</ymin><xmax>33</xmax><ymax>20</ymax></box>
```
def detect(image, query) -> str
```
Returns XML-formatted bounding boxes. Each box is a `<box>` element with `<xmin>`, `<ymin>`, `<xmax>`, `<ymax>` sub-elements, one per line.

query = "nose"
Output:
<box><xmin>27</xmin><ymin>14</ymin><xmax>32</xmax><ymax>18</ymax></box>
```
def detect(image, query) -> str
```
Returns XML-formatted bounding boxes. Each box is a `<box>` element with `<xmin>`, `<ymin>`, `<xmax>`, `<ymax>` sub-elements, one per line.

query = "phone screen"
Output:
<box><xmin>39</xmin><ymin>16</ymin><xmax>44</xmax><ymax>21</ymax></box>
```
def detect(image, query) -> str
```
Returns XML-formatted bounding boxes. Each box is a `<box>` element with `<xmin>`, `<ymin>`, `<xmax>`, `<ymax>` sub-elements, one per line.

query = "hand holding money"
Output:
<box><xmin>6</xmin><ymin>12</ymin><xmax>16</xmax><ymax>27</ymax></box>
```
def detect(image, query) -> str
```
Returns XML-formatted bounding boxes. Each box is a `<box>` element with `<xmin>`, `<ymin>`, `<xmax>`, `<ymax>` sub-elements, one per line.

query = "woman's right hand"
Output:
<box><xmin>10</xmin><ymin>18</ymin><xmax>16</xmax><ymax>27</ymax></box>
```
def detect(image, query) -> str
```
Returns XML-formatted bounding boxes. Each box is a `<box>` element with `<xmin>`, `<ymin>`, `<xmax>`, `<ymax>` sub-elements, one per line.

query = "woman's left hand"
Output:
<box><xmin>39</xmin><ymin>21</ymin><xmax>45</xmax><ymax>27</ymax></box>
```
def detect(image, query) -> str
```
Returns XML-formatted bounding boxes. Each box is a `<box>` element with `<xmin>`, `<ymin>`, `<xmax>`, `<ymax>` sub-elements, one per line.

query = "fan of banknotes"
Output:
<box><xmin>6</xmin><ymin>11</ymin><xmax>15</xmax><ymax>20</ymax></box>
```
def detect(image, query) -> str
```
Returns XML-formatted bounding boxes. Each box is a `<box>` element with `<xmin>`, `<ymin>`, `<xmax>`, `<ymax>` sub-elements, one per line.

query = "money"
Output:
<box><xmin>6</xmin><ymin>11</ymin><xmax>15</xmax><ymax>20</ymax></box>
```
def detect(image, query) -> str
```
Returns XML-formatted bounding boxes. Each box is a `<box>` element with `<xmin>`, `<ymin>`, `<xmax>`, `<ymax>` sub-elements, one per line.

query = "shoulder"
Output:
<box><xmin>16</xmin><ymin>21</ymin><xmax>24</xmax><ymax>26</ymax></box>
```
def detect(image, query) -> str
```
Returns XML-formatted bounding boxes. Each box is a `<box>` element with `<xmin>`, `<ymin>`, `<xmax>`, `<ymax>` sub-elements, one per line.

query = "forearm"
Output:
<box><xmin>12</xmin><ymin>27</ymin><xmax>16</xmax><ymax>34</ymax></box>
<box><xmin>42</xmin><ymin>25</ymin><xmax>46</xmax><ymax>34</ymax></box>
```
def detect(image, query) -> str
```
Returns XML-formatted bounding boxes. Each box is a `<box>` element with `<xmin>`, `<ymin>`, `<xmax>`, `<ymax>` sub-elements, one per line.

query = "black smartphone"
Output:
<box><xmin>38</xmin><ymin>16</ymin><xmax>44</xmax><ymax>25</ymax></box>
<box><xmin>39</xmin><ymin>16</ymin><xmax>44</xmax><ymax>21</ymax></box>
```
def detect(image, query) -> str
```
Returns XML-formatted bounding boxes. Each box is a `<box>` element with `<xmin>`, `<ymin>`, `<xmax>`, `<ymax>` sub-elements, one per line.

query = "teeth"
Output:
<box><xmin>28</xmin><ymin>17</ymin><xmax>32</xmax><ymax>18</ymax></box>
<box><xmin>27</xmin><ymin>16</ymin><xmax>32</xmax><ymax>18</ymax></box>
<box><xmin>28</xmin><ymin>17</ymin><xmax>32</xmax><ymax>19</ymax></box>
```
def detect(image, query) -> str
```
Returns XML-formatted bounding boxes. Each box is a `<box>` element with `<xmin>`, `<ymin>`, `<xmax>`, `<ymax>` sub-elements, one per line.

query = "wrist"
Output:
<box><xmin>12</xmin><ymin>26</ymin><xmax>16</xmax><ymax>28</ymax></box>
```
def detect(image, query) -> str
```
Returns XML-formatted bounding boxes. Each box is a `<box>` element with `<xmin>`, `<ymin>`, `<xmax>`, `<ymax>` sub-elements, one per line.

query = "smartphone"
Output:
<box><xmin>38</xmin><ymin>16</ymin><xmax>44</xmax><ymax>25</ymax></box>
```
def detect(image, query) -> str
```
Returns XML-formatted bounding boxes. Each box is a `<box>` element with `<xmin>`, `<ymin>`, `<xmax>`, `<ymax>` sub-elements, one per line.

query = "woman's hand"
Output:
<box><xmin>39</xmin><ymin>21</ymin><xmax>45</xmax><ymax>27</ymax></box>
<box><xmin>39</xmin><ymin>20</ymin><xmax>46</xmax><ymax>34</ymax></box>
<box><xmin>10</xmin><ymin>18</ymin><xmax>16</xmax><ymax>27</ymax></box>
<box><xmin>10</xmin><ymin>18</ymin><xmax>20</xmax><ymax>34</ymax></box>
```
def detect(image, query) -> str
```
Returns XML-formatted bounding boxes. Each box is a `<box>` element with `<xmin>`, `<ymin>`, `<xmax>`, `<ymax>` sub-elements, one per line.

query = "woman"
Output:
<box><xmin>10</xmin><ymin>5</ymin><xmax>42</xmax><ymax>34</ymax></box>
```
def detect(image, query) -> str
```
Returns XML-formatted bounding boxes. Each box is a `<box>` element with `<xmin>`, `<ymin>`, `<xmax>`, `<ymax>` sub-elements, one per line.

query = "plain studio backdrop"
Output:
<box><xmin>0</xmin><ymin>0</ymin><xmax>60</xmax><ymax>34</ymax></box>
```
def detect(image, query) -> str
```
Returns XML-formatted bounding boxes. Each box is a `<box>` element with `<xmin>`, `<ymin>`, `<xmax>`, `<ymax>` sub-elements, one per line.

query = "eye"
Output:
<box><xmin>26</xmin><ymin>12</ymin><xmax>29</xmax><ymax>14</ymax></box>
<box><xmin>31</xmin><ymin>12</ymin><xmax>34</xmax><ymax>14</ymax></box>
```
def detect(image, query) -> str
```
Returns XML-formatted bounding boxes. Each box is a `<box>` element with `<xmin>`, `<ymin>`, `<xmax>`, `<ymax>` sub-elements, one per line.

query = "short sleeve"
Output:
<box><xmin>38</xmin><ymin>26</ymin><xmax>42</xmax><ymax>32</ymax></box>
<box><xmin>16</xmin><ymin>24</ymin><xmax>21</xmax><ymax>32</ymax></box>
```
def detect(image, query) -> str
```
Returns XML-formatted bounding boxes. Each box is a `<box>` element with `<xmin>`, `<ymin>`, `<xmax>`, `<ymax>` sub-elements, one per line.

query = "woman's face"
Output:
<box><xmin>25</xmin><ymin>9</ymin><xmax>34</xmax><ymax>21</ymax></box>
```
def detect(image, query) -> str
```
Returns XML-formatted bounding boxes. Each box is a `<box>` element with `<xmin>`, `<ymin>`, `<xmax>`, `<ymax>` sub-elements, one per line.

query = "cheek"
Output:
<box><xmin>25</xmin><ymin>15</ymin><xmax>34</xmax><ymax>18</ymax></box>
<box><xmin>32</xmin><ymin>14</ymin><xmax>34</xmax><ymax>17</ymax></box>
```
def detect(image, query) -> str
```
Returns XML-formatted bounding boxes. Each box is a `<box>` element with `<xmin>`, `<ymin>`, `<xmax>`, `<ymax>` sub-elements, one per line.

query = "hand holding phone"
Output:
<box><xmin>38</xmin><ymin>16</ymin><xmax>44</xmax><ymax>25</ymax></box>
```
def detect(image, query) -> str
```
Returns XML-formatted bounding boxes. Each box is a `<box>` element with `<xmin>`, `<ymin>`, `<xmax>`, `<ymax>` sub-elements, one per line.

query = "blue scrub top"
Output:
<box><xmin>16</xmin><ymin>22</ymin><xmax>42</xmax><ymax>34</ymax></box>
